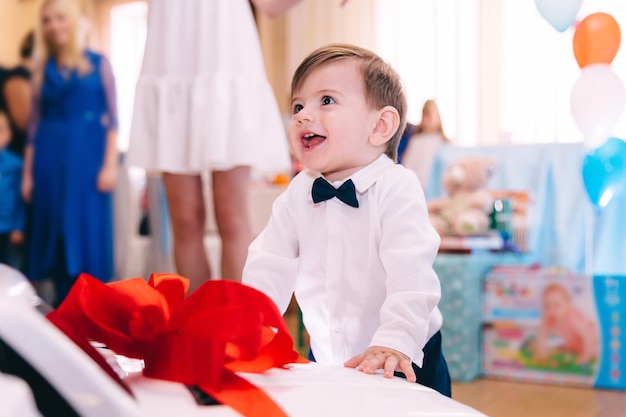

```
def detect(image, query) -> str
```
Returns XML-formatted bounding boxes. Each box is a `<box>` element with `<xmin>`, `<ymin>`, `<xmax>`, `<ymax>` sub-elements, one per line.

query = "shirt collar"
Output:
<box><xmin>309</xmin><ymin>154</ymin><xmax>394</xmax><ymax>194</ymax></box>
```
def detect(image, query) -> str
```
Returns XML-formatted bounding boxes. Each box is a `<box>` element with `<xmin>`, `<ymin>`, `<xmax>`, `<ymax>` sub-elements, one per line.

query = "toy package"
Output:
<box><xmin>482</xmin><ymin>265</ymin><xmax>626</xmax><ymax>390</ymax></box>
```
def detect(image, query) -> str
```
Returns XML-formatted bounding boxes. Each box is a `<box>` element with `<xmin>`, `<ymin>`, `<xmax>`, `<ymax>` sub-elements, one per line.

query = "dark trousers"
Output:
<box><xmin>0</xmin><ymin>232</ymin><xmax>24</xmax><ymax>271</ymax></box>
<box><xmin>395</xmin><ymin>331</ymin><xmax>451</xmax><ymax>397</ymax></box>
<box><xmin>310</xmin><ymin>331</ymin><xmax>452</xmax><ymax>397</ymax></box>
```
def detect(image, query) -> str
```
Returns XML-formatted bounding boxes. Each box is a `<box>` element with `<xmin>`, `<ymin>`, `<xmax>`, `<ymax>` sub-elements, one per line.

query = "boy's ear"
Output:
<box><xmin>369</xmin><ymin>106</ymin><xmax>400</xmax><ymax>147</ymax></box>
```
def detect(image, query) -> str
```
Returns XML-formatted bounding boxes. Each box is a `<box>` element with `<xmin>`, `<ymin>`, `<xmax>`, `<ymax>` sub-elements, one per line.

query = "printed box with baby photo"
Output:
<box><xmin>482</xmin><ymin>265</ymin><xmax>626</xmax><ymax>390</ymax></box>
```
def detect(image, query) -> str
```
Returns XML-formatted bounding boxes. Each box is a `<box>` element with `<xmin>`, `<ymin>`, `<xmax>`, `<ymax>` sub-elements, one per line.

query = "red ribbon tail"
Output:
<box><xmin>201</xmin><ymin>371</ymin><xmax>288</xmax><ymax>417</ymax></box>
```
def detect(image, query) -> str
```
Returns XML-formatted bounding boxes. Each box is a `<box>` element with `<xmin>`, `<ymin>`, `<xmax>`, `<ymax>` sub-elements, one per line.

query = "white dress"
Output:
<box><xmin>128</xmin><ymin>0</ymin><xmax>290</xmax><ymax>174</ymax></box>
<box><xmin>401</xmin><ymin>133</ymin><xmax>444</xmax><ymax>191</ymax></box>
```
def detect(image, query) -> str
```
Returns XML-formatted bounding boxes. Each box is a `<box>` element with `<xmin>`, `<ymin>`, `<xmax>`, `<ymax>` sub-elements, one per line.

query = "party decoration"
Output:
<box><xmin>573</xmin><ymin>13</ymin><xmax>621</xmax><ymax>68</ymax></box>
<box><xmin>581</xmin><ymin>137</ymin><xmax>626</xmax><ymax>207</ymax></box>
<box><xmin>47</xmin><ymin>273</ymin><xmax>306</xmax><ymax>417</ymax></box>
<box><xmin>570</xmin><ymin>64</ymin><xmax>625</xmax><ymax>148</ymax></box>
<box><xmin>534</xmin><ymin>0</ymin><xmax>583</xmax><ymax>32</ymax></box>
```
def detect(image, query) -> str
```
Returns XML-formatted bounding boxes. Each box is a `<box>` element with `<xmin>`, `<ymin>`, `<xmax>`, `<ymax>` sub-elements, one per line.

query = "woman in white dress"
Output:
<box><xmin>399</xmin><ymin>100</ymin><xmax>449</xmax><ymax>192</ymax></box>
<box><xmin>128</xmin><ymin>0</ymin><xmax>303</xmax><ymax>291</ymax></box>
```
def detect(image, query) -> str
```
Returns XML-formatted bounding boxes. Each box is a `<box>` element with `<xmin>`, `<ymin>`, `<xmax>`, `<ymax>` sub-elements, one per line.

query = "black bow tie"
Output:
<box><xmin>311</xmin><ymin>177</ymin><xmax>359</xmax><ymax>208</ymax></box>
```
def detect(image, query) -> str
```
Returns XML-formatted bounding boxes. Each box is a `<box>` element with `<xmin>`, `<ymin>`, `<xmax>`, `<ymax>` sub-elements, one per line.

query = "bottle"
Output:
<box><xmin>490</xmin><ymin>198</ymin><xmax>513</xmax><ymax>241</ymax></box>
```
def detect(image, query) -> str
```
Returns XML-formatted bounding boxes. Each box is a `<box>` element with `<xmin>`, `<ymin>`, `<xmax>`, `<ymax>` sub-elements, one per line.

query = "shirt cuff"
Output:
<box><xmin>369</xmin><ymin>328</ymin><xmax>426</xmax><ymax>367</ymax></box>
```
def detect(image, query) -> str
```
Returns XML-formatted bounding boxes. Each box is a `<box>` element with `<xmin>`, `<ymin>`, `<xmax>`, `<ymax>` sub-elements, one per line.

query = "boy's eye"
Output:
<box><xmin>321</xmin><ymin>96</ymin><xmax>335</xmax><ymax>106</ymax></box>
<box><xmin>292</xmin><ymin>104</ymin><xmax>303</xmax><ymax>114</ymax></box>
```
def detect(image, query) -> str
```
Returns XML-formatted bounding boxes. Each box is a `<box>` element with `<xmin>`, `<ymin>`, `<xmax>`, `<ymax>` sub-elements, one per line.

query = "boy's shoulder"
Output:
<box><xmin>379</xmin><ymin>160</ymin><xmax>420</xmax><ymax>181</ymax></box>
<box><xmin>371</xmin><ymin>160</ymin><xmax>423</xmax><ymax>195</ymax></box>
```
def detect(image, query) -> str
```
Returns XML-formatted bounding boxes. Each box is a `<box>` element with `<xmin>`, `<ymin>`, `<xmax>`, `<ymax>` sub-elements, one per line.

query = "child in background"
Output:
<box><xmin>0</xmin><ymin>110</ymin><xmax>25</xmax><ymax>267</ymax></box>
<box><xmin>535</xmin><ymin>283</ymin><xmax>599</xmax><ymax>365</ymax></box>
<box><xmin>243</xmin><ymin>44</ymin><xmax>451</xmax><ymax>396</ymax></box>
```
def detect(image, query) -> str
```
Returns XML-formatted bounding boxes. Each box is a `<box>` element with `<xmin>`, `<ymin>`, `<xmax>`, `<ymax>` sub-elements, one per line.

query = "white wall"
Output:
<box><xmin>0</xmin><ymin>1</ymin><xmax>38</xmax><ymax>66</ymax></box>
<box><xmin>263</xmin><ymin>0</ymin><xmax>626</xmax><ymax>146</ymax></box>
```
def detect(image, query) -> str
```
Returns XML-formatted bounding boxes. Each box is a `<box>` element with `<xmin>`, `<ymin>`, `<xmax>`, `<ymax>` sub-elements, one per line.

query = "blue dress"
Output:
<box><xmin>29</xmin><ymin>51</ymin><xmax>116</xmax><ymax>283</ymax></box>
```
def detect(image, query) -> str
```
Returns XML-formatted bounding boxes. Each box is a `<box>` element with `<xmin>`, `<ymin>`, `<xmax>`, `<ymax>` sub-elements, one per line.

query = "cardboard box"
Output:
<box><xmin>482</xmin><ymin>266</ymin><xmax>626</xmax><ymax>390</ymax></box>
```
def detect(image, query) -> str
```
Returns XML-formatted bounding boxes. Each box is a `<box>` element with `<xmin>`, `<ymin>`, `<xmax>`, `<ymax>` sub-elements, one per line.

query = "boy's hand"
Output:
<box><xmin>344</xmin><ymin>346</ymin><xmax>416</xmax><ymax>382</ymax></box>
<box><xmin>10</xmin><ymin>231</ymin><xmax>24</xmax><ymax>245</ymax></box>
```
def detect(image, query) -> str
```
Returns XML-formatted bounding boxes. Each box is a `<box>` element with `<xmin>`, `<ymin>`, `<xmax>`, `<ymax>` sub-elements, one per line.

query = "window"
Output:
<box><xmin>375</xmin><ymin>0</ymin><xmax>478</xmax><ymax>146</ymax></box>
<box><xmin>109</xmin><ymin>1</ymin><xmax>147</xmax><ymax>152</ymax></box>
<box><xmin>377</xmin><ymin>0</ymin><xmax>626</xmax><ymax>145</ymax></box>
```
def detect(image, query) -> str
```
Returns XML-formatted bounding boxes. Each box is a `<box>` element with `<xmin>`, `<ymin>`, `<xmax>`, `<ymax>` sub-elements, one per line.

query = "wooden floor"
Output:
<box><xmin>452</xmin><ymin>378</ymin><xmax>626</xmax><ymax>417</ymax></box>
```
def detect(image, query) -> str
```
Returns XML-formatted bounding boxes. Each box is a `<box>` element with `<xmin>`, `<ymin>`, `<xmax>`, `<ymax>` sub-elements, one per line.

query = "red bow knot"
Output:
<box><xmin>47</xmin><ymin>273</ymin><xmax>305</xmax><ymax>417</ymax></box>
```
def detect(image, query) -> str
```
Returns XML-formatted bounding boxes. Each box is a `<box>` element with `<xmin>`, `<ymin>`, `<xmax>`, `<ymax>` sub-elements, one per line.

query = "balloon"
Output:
<box><xmin>534</xmin><ymin>0</ymin><xmax>583</xmax><ymax>32</ymax></box>
<box><xmin>581</xmin><ymin>137</ymin><xmax>626</xmax><ymax>207</ymax></box>
<box><xmin>573</xmin><ymin>13</ymin><xmax>621</xmax><ymax>68</ymax></box>
<box><xmin>570</xmin><ymin>64</ymin><xmax>625</xmax><ymax>148</ymax></box>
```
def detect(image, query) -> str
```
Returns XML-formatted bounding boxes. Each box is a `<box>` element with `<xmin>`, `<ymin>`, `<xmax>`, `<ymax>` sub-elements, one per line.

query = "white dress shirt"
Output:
<box><xmin>243</xmin><ymin>154</ymin><xmax>442</xmax><ymax>366</ymax></box>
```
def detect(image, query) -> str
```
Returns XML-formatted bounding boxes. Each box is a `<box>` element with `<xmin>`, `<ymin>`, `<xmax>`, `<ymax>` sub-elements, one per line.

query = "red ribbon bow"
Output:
<box><xmin>47</xmin><ymin>273</ymin><xmax>306</xmax><ymax>417</ymax></box>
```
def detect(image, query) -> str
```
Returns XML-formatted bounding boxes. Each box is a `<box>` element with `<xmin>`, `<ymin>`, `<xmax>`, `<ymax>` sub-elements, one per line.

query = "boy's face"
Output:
<box><xmin>0</xmin><ymin>114</ymin><xmax>10</xmax><ymax>150</ymax></box>
<box><xmin>289</xmin><ymin>60</ymin><xmax>384</xmax><ymax>182</ymax></box>
<box><xmin>543</xmin><ymin>289</ymin><xmax>570</xmax><ymax>326</ymax></box>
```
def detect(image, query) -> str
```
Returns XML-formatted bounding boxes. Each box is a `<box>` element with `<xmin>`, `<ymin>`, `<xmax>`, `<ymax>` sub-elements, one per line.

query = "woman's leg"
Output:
<box><xmin>162</xmin><ymin>173</ymin><xmax>211</xmax><ymax>293</ymax></box>
<box><xmin>212</xmin><ymin>166</ymin><xmax>254</xmax><ymax>282</ymax></box>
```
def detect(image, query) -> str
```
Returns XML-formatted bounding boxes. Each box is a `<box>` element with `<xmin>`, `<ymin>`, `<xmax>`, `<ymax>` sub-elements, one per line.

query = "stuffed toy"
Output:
<box><xmin>427</xmin><ymin>156</ymin><xmax>497</xmax><ymax>236</ymax></box>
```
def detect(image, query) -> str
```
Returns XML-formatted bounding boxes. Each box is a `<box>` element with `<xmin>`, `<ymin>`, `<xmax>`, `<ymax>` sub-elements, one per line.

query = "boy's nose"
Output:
<box><xmin>296</xmin><ymin>109</ymin><xmax>314</xmax><ymax>124</ymax></box>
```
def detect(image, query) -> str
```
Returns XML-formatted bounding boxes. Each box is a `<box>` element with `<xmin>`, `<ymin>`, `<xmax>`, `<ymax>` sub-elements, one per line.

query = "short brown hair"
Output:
<box><xmin>291</xmin><ymin>44</ymin><xmax>407</xmax><ymax>162</ymax></box>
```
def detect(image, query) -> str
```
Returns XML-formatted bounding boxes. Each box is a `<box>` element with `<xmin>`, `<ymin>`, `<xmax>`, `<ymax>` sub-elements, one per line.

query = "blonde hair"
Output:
<box><xmin>33</xmin><ymin>0</ymin><xmax>91</xmax><ymax>90</ymax></box>
<box><xmin>291</xmin><ymin>43</ymin><xmax>407</xmax><ymax>162</ymax></box>
<box><xmin>416</xmin><ymin>99</ymin><xmax>449</xmax><ymax>142</ymax></box>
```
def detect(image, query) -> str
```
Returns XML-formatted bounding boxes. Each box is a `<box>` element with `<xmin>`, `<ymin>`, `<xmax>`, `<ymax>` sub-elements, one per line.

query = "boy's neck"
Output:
<box><xmin>322</xmin><ymin>153</ymin><xmax>385</xmax><ymax>183</ymax></box>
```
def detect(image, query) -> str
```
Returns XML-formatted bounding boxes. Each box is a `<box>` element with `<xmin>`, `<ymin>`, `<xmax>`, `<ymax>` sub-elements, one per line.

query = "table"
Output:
<box><xmin>128</xmin><ymin>364</ymin><xmax>487</xmax><ymax>417</ymax></box>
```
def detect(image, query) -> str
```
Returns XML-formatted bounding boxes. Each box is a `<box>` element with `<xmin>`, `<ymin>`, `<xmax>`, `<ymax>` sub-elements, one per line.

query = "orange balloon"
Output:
<box><xmin>573</xmin><ymin>13</ymin><xmax>621</xmax><ymax>69</ymax></box>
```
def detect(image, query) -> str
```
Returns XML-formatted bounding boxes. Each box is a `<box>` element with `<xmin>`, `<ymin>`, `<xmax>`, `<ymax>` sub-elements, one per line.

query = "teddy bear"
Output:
<box><xmin>427</xmin><ymin>156</ymin><xmax>497</xmax><ymax>236</ymax></box>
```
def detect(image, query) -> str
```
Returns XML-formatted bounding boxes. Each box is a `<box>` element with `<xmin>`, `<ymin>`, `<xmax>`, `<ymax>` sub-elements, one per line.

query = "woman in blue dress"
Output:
<box><xmin>22</xmin><ymin>0</ymin><xmax>118</xmax><ymax>305</ymax></box>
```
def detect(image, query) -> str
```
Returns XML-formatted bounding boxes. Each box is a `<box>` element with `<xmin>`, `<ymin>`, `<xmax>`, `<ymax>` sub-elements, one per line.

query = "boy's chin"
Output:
<box><xmin>298</xmin><ymin>158</ymin><xmax>328</xmax><ymax>174</ymax></box>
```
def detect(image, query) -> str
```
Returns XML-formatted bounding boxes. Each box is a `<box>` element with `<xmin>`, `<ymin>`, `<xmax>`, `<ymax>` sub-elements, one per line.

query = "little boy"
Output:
<box><xmin>242</xmin><ymin>44</ymin><xmax>450</xmax><ymax>396</ymax></box>
<box><xmin>0</xmin><ymin>110</ymin><xmax>26</xmax><ymax>268</ymax></box>
<box><xmin>535</xmin><ymin>283</ymin><xmax>599</xmax><ymax>365</ymax></box>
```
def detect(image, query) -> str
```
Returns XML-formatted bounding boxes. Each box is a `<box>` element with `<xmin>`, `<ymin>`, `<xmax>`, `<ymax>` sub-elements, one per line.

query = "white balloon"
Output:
<box><xmin>535</xmin><ymin>0</ymin><xmax>583</xmax><ymax>32</ymax></box>
<box><xmin>570</xmin><ymin>64</ymin><xmax>626</xmax><ymax>148</ymax></box>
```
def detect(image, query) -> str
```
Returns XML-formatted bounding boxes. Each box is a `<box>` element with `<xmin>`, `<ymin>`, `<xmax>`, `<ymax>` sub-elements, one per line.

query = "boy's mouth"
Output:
<box><xmin>301</xmin><ymin>132</ymin><xmax>327</xmax><ymax>150</ymax></box>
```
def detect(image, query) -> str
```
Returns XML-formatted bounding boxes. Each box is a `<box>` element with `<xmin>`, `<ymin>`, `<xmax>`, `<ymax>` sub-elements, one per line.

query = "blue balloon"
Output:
<box><xmin>582</xmin><ymin>137</ymin><xmax>626</xmax><ymax>207</ymax></box>
<box><xmin>535</xmin><ymin>0</ymin><xmax>583</xmax><ymax>32</ymax></box>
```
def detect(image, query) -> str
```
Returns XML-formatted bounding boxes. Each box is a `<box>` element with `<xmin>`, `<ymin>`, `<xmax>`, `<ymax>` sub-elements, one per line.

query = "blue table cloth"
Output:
<box><xmin>434</xmin><ymin>252</ymin><xmax>531</xmax><ymax>382</ymax></box>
